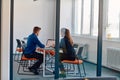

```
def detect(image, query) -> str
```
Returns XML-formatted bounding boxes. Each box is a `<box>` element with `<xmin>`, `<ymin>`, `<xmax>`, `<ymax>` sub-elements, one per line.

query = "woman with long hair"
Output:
<box><xmin>59</xmin><ymin>28</ymin><xmax>76</xmax><ymax>77</ymax></box>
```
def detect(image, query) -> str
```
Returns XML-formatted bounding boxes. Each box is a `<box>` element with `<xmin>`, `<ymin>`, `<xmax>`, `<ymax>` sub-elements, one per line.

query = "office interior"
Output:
<box><xmin>0</xmin><ymin>0</ymin><xmax>120</xmax><ymax>80</ymax></box>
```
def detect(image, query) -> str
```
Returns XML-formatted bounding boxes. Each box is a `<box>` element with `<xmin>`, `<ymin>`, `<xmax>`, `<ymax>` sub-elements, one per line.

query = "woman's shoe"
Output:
<box><xmin>53</xmin><ymin>70</ymin><xmax>66</xmax><ymax>78</ymax></box>
<box><xmin>59</xmin><ymin>73</ymin><xmax>66</xmax><ymax>78</ymax></box>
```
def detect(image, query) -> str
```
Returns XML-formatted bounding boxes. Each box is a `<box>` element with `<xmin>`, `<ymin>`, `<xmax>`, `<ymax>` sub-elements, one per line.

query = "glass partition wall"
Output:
<box><xmin>55</xmin><ymin>0</ymin><xmax>102</xmax><ymax>79</ymax></box>
<box><xmin>11</xmin><ymin>0</ymin><xmax>99</xmax><ymax>79</ymax></box>
<box><xmin>60</xmin><ymin>0</ymin><xmax>119</xmax><ymax>79</ymax></box>
<box><xmin>10</xmin><ymin>0</ymin><xmax>120</xmax><ymax>80</ymax></box>
<box><xmin>102</xmin><ymin>0</ymin><xmax>120</xmax><ymax>79</ymax></box>
<box><xmin>12</xmin><ymin>0</ymin><xmax>56</xmax><ymax>80</ymax></box>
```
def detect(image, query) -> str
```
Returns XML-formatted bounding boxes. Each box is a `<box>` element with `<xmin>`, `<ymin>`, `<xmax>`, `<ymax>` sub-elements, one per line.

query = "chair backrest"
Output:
<box><xmin>73</xmin><ymin>43</ymin><xmax>79</xmax><ymax>48</ymax></box>
<box><xmin>21</xmin><ymin>40</ymin><xmax>26</xmax><ymax>50</ymax></box>
<box><xmin>73</xmin><ymin>43</ymin><xmax>79</xmax><ymax>54</ymax></box>
<box><xmin>76</xmin><ymin>46</ymin><xmax>84</xmax><ymax>59</ymax></box>
<box><xmin>16</xmin><ymin>39</ymin><xmax>22</xmax><ymax>48</ymax></box>
<box><xmin>21</xmin><ymin>40</ymin><xmax>25</xmax><ymax>44</ymax></box>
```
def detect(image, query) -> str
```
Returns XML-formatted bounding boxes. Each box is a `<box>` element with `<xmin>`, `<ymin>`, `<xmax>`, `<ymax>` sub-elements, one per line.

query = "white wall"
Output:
<box><xmin>14</xmin><ymin>0</ymin><xmax>56</xmax><ymax>51</ymax></box>
<box><xmin>72</xmin><ymin>36</ymin><xmax>120</xmax><ymax>66</ymax></box>
<box><xmin>1</xmin><ymin>0</ymin><xmax>10</xmax><ymax>80</ymax></box>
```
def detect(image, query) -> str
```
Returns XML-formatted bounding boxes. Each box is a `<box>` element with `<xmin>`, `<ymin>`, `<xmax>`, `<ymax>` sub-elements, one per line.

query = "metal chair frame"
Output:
<box><xmin>62</xmin><ymin>44</ymin><xmax>86</xmax><ymax>77</ymax></box>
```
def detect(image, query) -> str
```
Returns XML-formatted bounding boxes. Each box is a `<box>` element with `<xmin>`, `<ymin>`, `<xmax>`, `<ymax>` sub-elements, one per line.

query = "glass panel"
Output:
<box><xmin>73</xmin><ymin>0</ymin><xmax>98</xmax><ymax>78</ymax></box>
<box><xmin>82</xmin><ymin>0</ymin><xmax>91</xmax><ymax>35</ymax></box>
<box><xmin>102</xmin><ymin>1</ymin><xmax>120</xmax><ymax>79</ymax></box>
<box><xmin>92</xmin><ymin>0</ymin><xmax>99</xmax><ymax>36</ymax></box>
<box><xmin>13</xmin><ymin>0</ymin><xmax>56</xmax><ymax>79</ymax></box>
<box><xmin>107</xmin><ymin>0</ymin><xmax>120</xmax><ymax>39</ymax></box>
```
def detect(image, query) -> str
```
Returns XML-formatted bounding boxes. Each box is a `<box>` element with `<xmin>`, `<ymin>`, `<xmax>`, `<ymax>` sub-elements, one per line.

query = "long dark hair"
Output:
<box><xmin>65</xmin><ymin>29</ymin><xmax>73</xmax><ymax>45</ymax></box>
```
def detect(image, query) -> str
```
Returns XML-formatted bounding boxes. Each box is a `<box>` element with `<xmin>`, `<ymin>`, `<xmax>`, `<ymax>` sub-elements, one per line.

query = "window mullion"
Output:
<box><xmin>90</xmin><ymin>0</ymin><xmax>94</xmax><ymax>36</ymax></box>
<box><xmin>81</xmin><ymin>0</ymin><xmax>84</xmax><ymax>34</ymax></box>
<box><xmin>72</xmin><ymin>0</ymin><xmax>75</xmax><ymax>34</ymax></box>
<box><xmin>119</xmin><ymin>13</ymin><xmax>120</xmax><ymax>39</ymax></box>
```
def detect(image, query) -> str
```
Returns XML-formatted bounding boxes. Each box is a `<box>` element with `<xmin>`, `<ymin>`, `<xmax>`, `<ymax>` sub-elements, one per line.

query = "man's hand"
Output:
<box><xmin>36</xmin><ymin>47</ymin><xmax>44</xmax><ymax>52</ymax></box>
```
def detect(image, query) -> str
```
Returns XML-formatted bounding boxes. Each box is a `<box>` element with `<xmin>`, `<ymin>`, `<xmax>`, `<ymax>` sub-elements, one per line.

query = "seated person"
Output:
<box><xmin>59</xmin><ymin>28</ymin><xmax>76</xmax><ymax>77</ymax></box>
<box><xmin>23</xmin><ymin>26</ymin><xmax>45</xmax><ymax>75</ymax></box>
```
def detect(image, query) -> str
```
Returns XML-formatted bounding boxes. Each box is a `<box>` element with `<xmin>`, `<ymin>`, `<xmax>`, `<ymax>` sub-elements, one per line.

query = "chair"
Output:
<box><xmin>17</xmin><ymin>55</ymin><xmax>38</xmax><ymax>75</ymax></box>
<box><xmin>62</xmin><ymin>45</ymin><xmax>86</xmax><ymax>77</ymax></box>
<box><xmin>17</xmin><ymin>40</ymin><xmax>42</xmax><ymax>75</ymax></box>
<box><xmin>14</xmin><ymin>39</ymin><xmax>23</xmax><ymax>62</ymax></box>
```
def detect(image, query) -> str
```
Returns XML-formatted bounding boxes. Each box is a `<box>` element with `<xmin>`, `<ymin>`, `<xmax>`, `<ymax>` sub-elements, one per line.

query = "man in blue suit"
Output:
<box><xmin>24</xmin><ymin>26</ymin><xmax>45</xmax><ymax>75</ymax></box>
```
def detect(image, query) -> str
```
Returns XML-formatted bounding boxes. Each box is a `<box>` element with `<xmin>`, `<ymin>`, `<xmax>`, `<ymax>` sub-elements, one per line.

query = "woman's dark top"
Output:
<box><xmin>60</xmin><ymin>36</ymin><xmax>76</xmax><ymax>59</ymax></box>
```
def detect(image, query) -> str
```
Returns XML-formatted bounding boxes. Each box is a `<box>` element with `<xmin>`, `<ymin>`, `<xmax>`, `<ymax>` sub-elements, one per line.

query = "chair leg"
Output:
<box><xmin>17</xmin><ymin>53</ymin><xmax>21</xmax><ymax>63</ymax></box>
<box><xmin>66</xmin><ymin>64</ymin><xmax>69</xmax><ymax>75</ymax></box>
<box><xmin>82</xmin><ymin>63</ymin><xmax>86</xmax><ymax>77</ymax></box>
<box><xmin>50</xmin><ymin>57</ymin><xmax>53</xmax><ymax>68</ymax></box>
<box><xmin>70</xmin><ymin>64</ymin><xmax>72</xmax><ymax>70</ymax></box>
<box><xmin>14</xmin><ymin>48</ymin><xmax>17</xmax><ymax>61</ymax></box>
<box><xmin>52</xmin><ymin>57</ymin><xmax>55</xmax><ymax>68</ymax></box>
<box><xmin>77</xmin><ymin>64</ymin><xmax>81</xmax><ymax>77</ymax></box>
<box><xmin>23</xmin><ymin>61</ymin><xmax>29</xmax><ymax>72</ymax></box>
<box><xmin>18</xmin><ymin>54</ymin><xmax>22</xmax><ymax>63</ymax></box>
<box><xmin>14</xmin><ymin>53</ymin><xmax>21</xmax><ymax>62</ymax></box>
<box><xmin>73</xmin><ymin>64</ymin><xmax>76</xmax><ymax>75</ymax></box>
<box><xmin>17</xmin><ymin>60</ymin><xmax>36</xmax><ymax>75</ymax></box>
<box><xmin>23</xmin><ymin>61</ymin><xmax>26</xmax><ymax>72</ymax></box>
<box><xmin>14</xmin><ymin>53</ymin><xmax>19</xmax><ymax>62</ymax></box>
<box><xmin>17</xmin><ymin>54</ymin><xmax>19</xmax><ymax>62</ymax></box>
<box><xmin>13</xmin><ymin>53</ymin><xmax>16</xmax><ymax>61</ymax></box>
<box><xmin>17</xmin><ymin>60</ymin><xmax>21</xmax><ymax>74</ymax></box>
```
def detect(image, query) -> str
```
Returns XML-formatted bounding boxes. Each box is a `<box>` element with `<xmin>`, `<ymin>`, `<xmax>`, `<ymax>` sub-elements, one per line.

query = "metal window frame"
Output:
<box><xmin>119</xmin><ymin>13</ymin><xmax>120</xmax><ymax>39</ymax></box>
<box><xmin>74</xmin><ymin>0</ymin><xmax>101</xmax><ymax>37</ymax></box>
<box><xmin>10</xmin><ymin>0</ymin><xmax>14</xmax><ymax>79</ymax></box>
<box><xmin>90</xmin><ymin>0</ymin><xmax>94</xmax><ymax>35</ymax></box>
<box><xmin>71</xmin><ymin>0</ymin><xmax>85</xmax><ymax>35</ymax></box>
<box><xmin>72</xmin><ymin>0</ymin><xmax>82</xmax><ymax>35</ymax></box>
<box><xmin>81</xmin><ymin>0</ymin><xmax>84</xmax><ymax>34</ymax></box>
<box><xmin>81</xmin><ymin>0</ymin><xmax>92</xmax><ymax>35</ymax></box>
<box><xmin>71</xmin><ymin>0</ymin><xmax>75</xmax><ymax>34</ymax></box>
<box><xmin>0</xmin><ymin>0</ymin><xmax>2</xmax><ymax>79</ymax></box>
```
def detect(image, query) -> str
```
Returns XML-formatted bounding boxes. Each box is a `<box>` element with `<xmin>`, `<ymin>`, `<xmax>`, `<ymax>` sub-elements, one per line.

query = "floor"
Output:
<box><xmin>13</xmin><ymin>60</ymin><xmax>120</xmax><ymax>80</ymax></box>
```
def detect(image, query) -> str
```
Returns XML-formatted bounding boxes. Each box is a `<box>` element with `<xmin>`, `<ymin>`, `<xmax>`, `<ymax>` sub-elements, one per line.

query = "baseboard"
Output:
<box><xmin>84</xmin><ymin>59</ymin><xmax>120</xmax><ymax>73</ymax></box>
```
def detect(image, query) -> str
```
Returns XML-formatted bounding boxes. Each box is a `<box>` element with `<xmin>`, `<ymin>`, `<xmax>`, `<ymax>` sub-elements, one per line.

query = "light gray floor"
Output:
<box><xmin>13</xmin><ymin>61</ymin><xmax>120</xmax><ymax>80</ymax></box>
